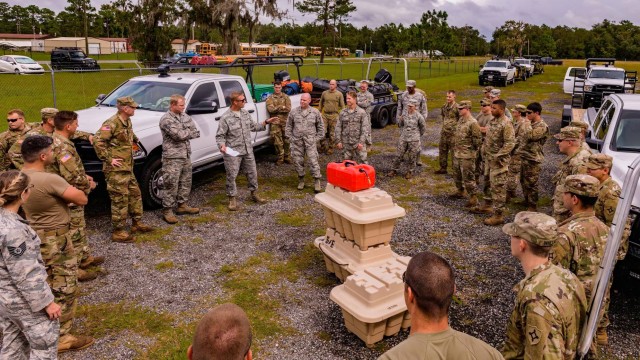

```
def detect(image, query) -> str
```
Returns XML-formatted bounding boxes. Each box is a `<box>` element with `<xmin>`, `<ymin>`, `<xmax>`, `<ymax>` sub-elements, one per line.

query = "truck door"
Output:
<box><xmin>564</xmin><ymin>67</ymin><xmax>586</xmax><ymax>94</ymax></box>
<box><xmin>186</xmin><ymin>81</ymin><xmax>224</xmax><ymax>165</ymax></box>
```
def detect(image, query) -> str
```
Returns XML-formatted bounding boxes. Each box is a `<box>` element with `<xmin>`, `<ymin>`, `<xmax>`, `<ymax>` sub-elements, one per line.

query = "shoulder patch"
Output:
<box><xmin>60</xmin><ymin>153</ymin><xmax>72</xmax><ymax>163</ymax></box>
<box><xmin>7</xmin><ymin>241</ymin><xmax>27</xmax><ymax>257</ymax></box>
<box><xmin>101</xmin><ymin>125</ymin><xmax>111</xmax><ymax>131</ymax></box>
<box><xmin>526</xmin><ymin>324</ymin><xmax>542</xmax><ymax>345</ymax></box>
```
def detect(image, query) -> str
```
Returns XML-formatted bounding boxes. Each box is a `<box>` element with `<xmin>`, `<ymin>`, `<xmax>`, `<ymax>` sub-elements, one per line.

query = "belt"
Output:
<box><xmin>36</xmin><ymin>224</ymin><xmax>70</xmax><ymax>237</ymax></box>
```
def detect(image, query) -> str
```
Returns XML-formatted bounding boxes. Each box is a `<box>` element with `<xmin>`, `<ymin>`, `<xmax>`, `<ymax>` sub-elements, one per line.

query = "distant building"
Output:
<box><xmin>97</xmin><ymin>37</ymin><xmax>131</xmax><ymax>53</ymax></box>
<box><xmin>405</xmin><ymin>49</ymin><xmax>445</xmax><ymax>58</ymax></box>
<box><xmin>171</xmin><ymin>39</ymin><xmax>202</xmax><ymax>53</ymax></box>
<box><xmin>0</xmin><ymin>33</ymin><xmax>51</xmax><ymax>52</ymax></box>
<box><xmin>44</xmin><ymin>37</ymin><xmax>112</xmax><ymax>54</ymax></box>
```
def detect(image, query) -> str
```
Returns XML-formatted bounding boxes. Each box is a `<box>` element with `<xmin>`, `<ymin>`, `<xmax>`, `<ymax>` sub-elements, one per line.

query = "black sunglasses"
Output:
<box><xmin>7</xmin><ymin>118</ymin><xmax>20</xmax><ymax>123</ymax></box>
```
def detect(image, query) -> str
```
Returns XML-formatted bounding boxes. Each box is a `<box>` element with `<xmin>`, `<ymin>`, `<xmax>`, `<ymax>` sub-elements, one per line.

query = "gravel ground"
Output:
<box><xmin>61</xmin><ymin>86</ymin><xmax>640</xmax><ymax>359</ymax></box>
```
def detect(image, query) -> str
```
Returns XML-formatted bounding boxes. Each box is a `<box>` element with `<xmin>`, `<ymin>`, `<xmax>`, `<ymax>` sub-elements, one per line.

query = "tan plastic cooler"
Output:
<box><xmin>315</xmin><ymin>185</ymin><xmax>406</xmax><ymax>250</ymax></box>
<box><xmin>329</xmin><ymin>256</ymin><xmax>411</xmax><ymax>347</ymax></box>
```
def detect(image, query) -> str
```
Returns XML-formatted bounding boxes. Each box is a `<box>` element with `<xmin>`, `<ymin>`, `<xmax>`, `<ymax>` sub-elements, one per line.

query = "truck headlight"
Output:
<box><xmin>479</xmin><ymin>70</ymin><xmax>484</xmax><ymax>75</ymax></box>
<box><xmin>132</xmin><ymin>142</ymin><xmax>147</xmax><ymax>159</ymax></box>
<box><xmin>20</xmin><ymin>65</ymin><xmax>27</xmax><ymax>69</ymax></box>
<box><xmin>584</xmin><ymin>85</ymin><xmax>593</xmax><ymax>92</ymax></box>
<box><xmin>500</xmin><ymin>71</ymin><xmax>507</xmax><ymax>76</ymax></box>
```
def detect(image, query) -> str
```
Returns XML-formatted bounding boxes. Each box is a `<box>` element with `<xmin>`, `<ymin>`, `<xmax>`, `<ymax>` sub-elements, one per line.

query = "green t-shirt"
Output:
<box><xmin>22</xmin><ymin>168</ymin><xmax>71</xmax><ymax>231</ymax></box>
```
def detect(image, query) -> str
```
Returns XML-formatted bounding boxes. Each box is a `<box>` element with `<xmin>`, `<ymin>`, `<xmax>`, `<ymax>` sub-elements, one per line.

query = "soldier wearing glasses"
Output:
<box><xmin>0</xmin><ymin>109</ymin><xmax>30</xmax><ymax>171</ymax></box>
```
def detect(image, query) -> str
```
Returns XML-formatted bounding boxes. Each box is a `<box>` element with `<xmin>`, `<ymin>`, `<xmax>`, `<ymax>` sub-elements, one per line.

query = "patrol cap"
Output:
<box><xmin>586</xmin><ymin>153</ymin><xmax>613</xmax><ymax>170</ymax></box>
<box><xmin>483</xmin><ymin>86</ymin><xmax>494</xmax><ymax>93</ymax></box>
<box><xmin>553</xmin><ymin>126</ymin><xmax>581</xmax><ymax>140</ymax></box>
<box><xmin>560</xmin><ymin>174</ymin><xmax>600</xmax><ymax>197</ymax></box>
<box><xmin>407</xmin><ymin>99</ymin><xmax>418</xmax><ymax>107</ymax></box>
<box><xmin>406</xmin><ymin>80</ymin><xmax>416</xmax><ymax>87</ymax></box>
<box><xmin>41</xmin><ymin>107</ymin><xmax>58</xmax><ymax>119</ymax></box>
<box><xmin>511</xmin><ymin>104</ymin><xmax>526</xmax><ymax>113</ymax></box>
<box><xmin>117</xmin><ymin>96</ymin><xmax>139</xmax><ymax>108</ymax></box>
<box><xmin>569</xmin><ymin>120</ymin><xmax>589</xmax><ymax>130</ymax></box>
<box><xmin>480</xmin><ymin>99</ymin><xmax>492</xmax><ymax>106</ymax></box>
<box><xmin>502</xmin><ymin>211</ymin><xmax>558</xmax><ymax>247</ymax></box>
<box><xmin>360</xmin><ymin>79</ymin><xmax>370</xmax><ymax>85</ymax></box>
<box><xmin>489</xmin><ymin>89</ymin><xmax>501</xmax><ymax>97</ymax></box>
<box><xmin>457</xmin><ymin>100</ymin><xmax>472</xmax><ymax>109</ymax></box>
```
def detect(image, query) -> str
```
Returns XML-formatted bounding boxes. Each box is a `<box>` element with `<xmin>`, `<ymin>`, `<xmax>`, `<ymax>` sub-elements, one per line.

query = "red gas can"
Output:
<box><xmin>326</xmin><ymin>161</ymin><xmax>376</xmax><ymax>192</ymax></box>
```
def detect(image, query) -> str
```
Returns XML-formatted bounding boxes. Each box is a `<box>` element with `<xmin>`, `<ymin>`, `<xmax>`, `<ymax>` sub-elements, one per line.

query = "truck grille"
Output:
<box><xmin>483</xmin><ymin>70</ymin><xmax>501</xmax><ymax>76</ymax></box>
<box><xmin>593</xmin><ymin>85</ymin><xmax>623</xmax><ymax>92</ymax></box>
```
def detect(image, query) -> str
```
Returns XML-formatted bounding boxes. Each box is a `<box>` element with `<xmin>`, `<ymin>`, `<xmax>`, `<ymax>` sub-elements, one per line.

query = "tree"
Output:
<box><xmin>130</xmin><ymin>0</ymin><xmax>180</xmax><ymax>62</ymax></box>
<box><xmin>419</xmin><ymin>10</ymin><xmax>452</xmax><ymax>58</ymax></box>
<box><xmin>492</xmin><ymin>20</ymin><xmax>526</xmax><ymax>57</ymax></box>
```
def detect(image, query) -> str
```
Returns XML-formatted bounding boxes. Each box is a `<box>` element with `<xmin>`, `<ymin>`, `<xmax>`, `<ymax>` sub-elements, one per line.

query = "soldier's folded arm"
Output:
<box><xmin>529</xmin><ymin>126</ymin><xmax>549</xmax><ymax>142</ymax></box>
<box><xmin>160</xmin><ymin>119</ymin><xmax>193</xmax><ymax>142</ymax></box>
<box><xmin>71</xmin><ymin>130</ymin><xmax>93</xmax><ymax>142</ymax></box>
<box><xmin>284</xmin><ymin>97</ymin><xmax>292</xmax><ymax>112</ymax></box>
<box><xmin>61</xmin><ymin>184</ymin><xmax>88</xmax><ymax>206</ymax></box>
<box><xmin>266</xmin><ymin>99</ymin><xmax>278</xmax><ymax>114</ymax></box>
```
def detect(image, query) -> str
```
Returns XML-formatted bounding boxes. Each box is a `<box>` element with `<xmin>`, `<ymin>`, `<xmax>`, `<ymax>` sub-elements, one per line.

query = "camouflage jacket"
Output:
<box><xmin>580</xmin><ymin>141</ymin><xmax>592</xmax><ymax>154</ymax></box>
<box><xmin>502</xmin><ymin>262</ymin><xmax>586</xmax><ymax>360</ymax></box>
<box><xmin>483</xmin><ymin>115</ymin><xmax>515</xmax><ymax>171</ymax></box>
<box><xmin>50</xmin><ymin>132</ymin><xmax>91</xmax><ymax>194</ymax></box>
<box><xmin>319</xmin><ymin>90</ymin><xmax>344</xmax><ymax>116</ymax></box>
<box><xmin>0</xmin><ymin>125</ymin><xmax>30</xmax><ymax>171</ymax></box>
<box><xmin>266</xmin><ymin>92</ymin><xmax>292</xmax><ymax>122</ymax></box>
<box><xmin>512</xmin><ymin>119</ymin><xmax>532</xmax><ymax>157</ymax></box>
<box><xmin>159</xmin><ymin>111</ymin><xmax>200</xmax><ymax>159</ymax></box>
<box><xmin>453</xmin><ymin>114</ymin><xmax>482</xmax><ymax>159</ymax></box>
<box><xmin>476</xmin><ymin>112</ymin><xmax>493</xmax><ymax>142</ymax></box>
<box><xmin>440</xmin><ymin>102</ymin><xmax>460</xmax><ymax>134</ymax></box>
<box><xmin>397</xmin><ymin>91</ymin><xmax>427</xmax><ymax>121</ymax></box>
<box><xmin>215</xmin><ymin>109</ymin><xmax>266</xmax><ymax>156</ymax></box>
<box><xmin>94</xmin><ymin>113</ymin><xmax>140</xmax><ymax>173</ymax></box>
<box><xmin>551</xmin><ymin>149</ymin><xmax>591</xmax><ymax>185</ymax></box>
<box><xmin>356</xmin><ymin>90</ymin><xmax>374</xmax><ymax>114</ymax></box>
<box><xmin>519</xmin><ymin>119</ymin><xmax>549</xmax><ymax>163</ymax></box>
<box><xmin>551</xmin><ymin>211</ymin><xmax>609</xmax><ymax>298</ymax></box>
<box><xmin>285</xmin><ymin>106</ymin><xmax>325</xmax><ymax>143</ymax></box>
<box><xmin>0</xmin><ymin>208</ymin><xmax>55</xmax><ymax>312</ymax></box>
<box><xmin>397</xmin><ymin>112</ymin><xmax>426</xmax><ymax>142</ymax></box>
<box><xmin>336</xmin><ymin>107</ymin><xmax>367</xmax><ymax>146</ymax></box>
<box><xmin>595</xmin><ymin>177</ymin><xmax>621</xmax><ymax>227</ymax></box>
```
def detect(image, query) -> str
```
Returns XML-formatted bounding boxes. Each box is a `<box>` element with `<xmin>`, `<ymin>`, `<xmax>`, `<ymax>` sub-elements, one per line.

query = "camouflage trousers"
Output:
<box><xmin>486</xmin><ymin>165</ymin><xmax>508</xmax><ymax>214</ymax></box>
<box><xmin>506</xmin><ymin>154</ymin><xmax>522</xmax><ymax>194</ymax></box>
<box><xmin>453</xmin><ymin>157</ymin><xmax>478</xmax><ymax>196</ymax></box>
<box><xmin>341</xmin><ymin>144</ymin><xmax>368</xmax><ymax>164</ymax></box>
<box><xmin>320</xmin><ymin>114</ymin><xmax>338</xmax><ymax>151</ymax></box>
<box><xmin>521</xmin><ymin>160</ymin><xmax>541</xmax><ymax>207</ymax></box>
<box><xmin>222</xmin><ymin>152</ymin><xmax>258</xmax><ymax>197</ymax></box>
<box><xmin>290</xmin><ymin>136</ymin><xmax>321</xmax><ymax>179</ymax></box>
<box><xmin>69</xmin><ymin>205</ymin><xmax>90</xmax><ymax>264</ymax></box>
<box><xmin>552</xmin><ymin>186</ymin><xmax>570</xmax><ymax>223</ymax></box>
<box><xmin>476</xmin><ymin>152</ymin><xmax>490</xmax><ymax>199</ymax></box>
<box><xmin>365</xmin><ymin>113</ymin><xmax>372</xmax><ymax>145</ymax></box>
<box><xmin>0</xmin><ymin>303</ymin><xmax>59</xmax><ymax>359</ymax></box>
<box><xmin>37</xmin><ymin>229</ymin><xmax>77</xmax><ymax>336</ymax></box>
<box><xmin>438</xmin><ymin>130</ymin><xmax>455</xmax><ymax>170</ymax></box>
<box><xmin>161</xmin><ymin>157</ymin><xmax>193</xmax><ymax>209</ymax></box>
<box><xmin>105</xmin><ymin>170</ymin><xmax>144</xmax><ymax>230</ymax></box>
<box><xmin>270</xmin><ymin>124</ymin><xmax>290</xmax><ymax>161</ymax></box>
<box><xmin>392</xmin><ymin>140</ymin><xmax>420</xmax><ymax>175</ymax></box>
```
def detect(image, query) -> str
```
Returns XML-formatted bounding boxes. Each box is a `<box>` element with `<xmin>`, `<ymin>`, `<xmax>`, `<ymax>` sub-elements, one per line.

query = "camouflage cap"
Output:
<box><xmin>511</xmin><ymin>104</ymin><xmax>527</xmax><ymax>113</ymax></box>
<box><xmin>586</xmin><ymin>153</ymin><xmax>613</xmax><ymax>170</ymax></box>
<box><xmin>502</xmin><ymin>211</ymin><xmax>558</xmax><ymax>247</ymax></box>
<box><xmin>483</xmin><ymin>86</ymin><xmax>494</xmax><ymax>93</ymax></box>
<box><xmin>457</xmin><ymin>100</ymin><xmax>472</xmax><ymax>109</ymax></box>
<box><xmin>553</xmin><ymin>126</ymin><xmax>581</xmax><ymax>140</ymax></box>
<box><xmin>406</xmin><ymin>80</ymin><xmax>416</xmax><ymax>87</ymax></box>
<box><xmin>40</xmin><ymin>107</ymin><xmax>58</xmax><ymax>119</ymax></box>
<box><xmin>560</xmin><ymin>174</ymin><xmax>600</xmax><ymax>197</ymax></box>
<box><xmin>117</xmin><ymin>96</ymin><xmax>139</xmax><ymax>108</ymax></box>
<box><xmin>480</xmin><ymin>99</ymin><xmax>492</xmax><ymax>106</ymax></box>
<box><xmin>407</xmin><ymin>99</ymin><xmax>418</xmax><ymax>107</ymax></box>
<box><xmin>569</xmin><ymin>119</ymin><xmax>589</xmax><ymax>130</ymax></box>
<box><xmin>489</xmin><ymin>89</ymin><xmax>501</xmax><ymax>97</ymax></box>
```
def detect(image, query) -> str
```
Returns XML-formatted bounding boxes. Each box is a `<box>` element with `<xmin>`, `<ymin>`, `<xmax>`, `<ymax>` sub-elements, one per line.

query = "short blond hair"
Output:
<box><xmin>170</xmin><ymin>94</ymin><xmax>186</xmax><ymax>106</ymax></box>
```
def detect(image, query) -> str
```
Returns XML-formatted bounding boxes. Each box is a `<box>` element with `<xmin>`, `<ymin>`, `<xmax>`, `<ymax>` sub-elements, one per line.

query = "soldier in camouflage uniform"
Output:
<box><xmin>475</xmin><ymin>99</ymin><xmax>493</xmax><ymax>198</ymax></box>
<box><xmin>216</xmin><ymin>91</ymin><xmax>278</xmax><ymax>211</ymax></box>
<box><xmin>548</xmin><ymin>174</ymin><xmax>610</xmax><ymax>350</ymax></box>
<box><xmin>50</xmin><ymin>111</ymin><xmax>103</xmax><ymax>282</ymax></box>
<box><xmin>266</xmin><ymin>82</ymin><xmax>292</xmax><ymax>164</ymax></box>
<box><xmin>319</xmin><ymin>79</ymin><xmax>345</xmax><ymax>154</ymax></box>
<box><xmin>451</xmin><ymin>101</ymin><xmax>482</xmax><ymax>208</ymax></box>
<box><xmin>569</xmin><ymin>119</ymin><xmax>593</xmax><ymax>154</ymax></box>
<box><xmin>159</xmin><ymin>95</ymin><xmax>201</xmax><ymax>224</ymax></box>
<box><xmin>396</xmin><ymin>80</ymin><xmax>428</xmax><ymax>167</ymax></box>
<box><xmin>0</xmin><ymin>170</ymin><xmax>61</xmax><ymax>359</ymax></box>
<box><xmin>0</xmin><ymin>109</ymin><xmax>31</xmax><ymax>171</ymax></box>
<box><xmin>502</xmin><ymin>211</ymin><xmax>587</xmax><ymax>360</ymax></box>
<box><xmin>506</xmin><ymin>104</ymin><xmax>532</xmax><ymax>202</ymax></box>
<box><xmin>472</xmin><ymin>99</ymin><xmax>515</xmax><ymax>226</ymax></box>
<box><xmin>285</xmin><ymin>93</ymin><xmax>325</xmax><ymax>192</ymax></box>
<box><xmin>388</xmin><ymin>99</ymin><xmax>426</xmax><ymax>179</ymax></box>
<box><xmin>520</xmin><ymin>102</ymin><xmax>549</xmax><ymax>211</ymax></box>
<box><xmin>551</xmin><ymin>127</ymin><xmax>591</xmax><ymax>222</ymax></box>
<box><xmin>482</xmin><ymin>86</ymin><xmax>494</xmax><ymax>100</ymax></box>
<box><xmin>356</xmin><ymin>80</ymin><xmax>374</xmax><ymax>149</ymax></box>
<box><xmin>488</xmin><ymin>89</ymin><xmax>512</xmax><ymax>121</ymax></box>
<box><xmin>94</xmin><ymin>97</ymin><xmax>154</xmax><ymax>243</ymax></box>
<box><xmin>435</xmin><ymin>90</ymin><xmax>459</xmax><ymax>174</ymax></box>
<box><xmin>336</xmin><ymin>91</ymin><xmax>368</xmax><ymax>164</ymax></box>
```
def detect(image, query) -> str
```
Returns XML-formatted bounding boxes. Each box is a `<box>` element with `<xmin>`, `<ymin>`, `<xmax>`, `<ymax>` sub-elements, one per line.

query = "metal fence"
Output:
<box><xmin>0</xmin><ymin>57</ymin><xmax>487</xmax><ymax>127</ymax></box>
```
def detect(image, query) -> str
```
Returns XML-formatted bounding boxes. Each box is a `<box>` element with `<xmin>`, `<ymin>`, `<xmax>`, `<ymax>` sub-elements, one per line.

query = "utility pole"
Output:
<box><xmin>83</xmin><ymin>0</ymin><xmax>90</xmax><ymax>55</ymax></box>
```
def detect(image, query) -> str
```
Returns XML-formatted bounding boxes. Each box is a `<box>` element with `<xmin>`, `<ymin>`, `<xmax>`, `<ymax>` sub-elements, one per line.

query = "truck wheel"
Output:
<box><xmin>479</xmin><ymin>79</ymin><xmax>484</xmax><ymax>86</ymax></box>
<box><xmin>377</xmin><ymin>107</ymin><xmax>390</xmax><ymax>128</ymax></box>
<box><xmin>140</xmin><ymin>156</ymin><xmax>163</xmax><ymax>209</ymax></box>
<box><xmin>503</xmin><ymin>78</ymin><xmax>508</xmax><ymax>87</ymax></box>
<box><xmin>390</xmin><ymin>105</ymin><xmax>398</xmax><ymax>124</ymax></box>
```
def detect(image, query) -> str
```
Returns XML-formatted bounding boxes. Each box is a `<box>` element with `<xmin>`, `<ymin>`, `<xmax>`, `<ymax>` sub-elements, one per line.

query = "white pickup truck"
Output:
<box><xmin>74</xmin><ymin>57</ymin><xmax>304</xmax><ymax>208</ymax></box>
<box><xmin>478</xmin><ymin>59</ymin><xmax>516</xmax><ymax>87</ymax></box>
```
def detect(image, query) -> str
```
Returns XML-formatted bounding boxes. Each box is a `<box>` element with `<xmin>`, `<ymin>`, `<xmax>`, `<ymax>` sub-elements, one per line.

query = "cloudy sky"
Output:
<box><xmin>8</xmin><ymin>0</ymin><xmax>640</xmax><ymax>39</ymax></box>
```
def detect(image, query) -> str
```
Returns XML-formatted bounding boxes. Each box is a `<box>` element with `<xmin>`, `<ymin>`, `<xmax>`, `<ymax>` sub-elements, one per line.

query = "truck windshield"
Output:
<box><xmin>70</xmin><ymin>51</ymin><xmax>87</xmax><ymax>58</ymax></box>
<box><xmin>100</xmin><ymin>80</ymin><xmax>191</xmax><ymax>112</ymax></box>
<box><xmin>515</xmin><ymin>59</ymin><xmax>530</xmax><ymax>64</ymax></box>
<box><xmin>590</xmin><ymin>69</ymin><xmax>625</xmax><ymax>80</ymax></box>
<box><xmin>485</xmin><ymin>62</ymin><xmax>506</xmax><ymax>68</ymax></box>
<box><xmin>614</xmin><ymin>110</ymin><xmax>640</xmax><ymax>151</ymax></box>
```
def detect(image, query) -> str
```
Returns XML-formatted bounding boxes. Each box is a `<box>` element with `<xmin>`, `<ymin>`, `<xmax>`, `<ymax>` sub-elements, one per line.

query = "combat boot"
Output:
<box><xmin>131</xmin><ymin>220</ymin><xmax>154</xmax><ymax>233</ymax></box>
<box><xmin>471</xmin><ymin>201</ymin><xmax>493</xmax><ymax>214</ymax></box>
<box><xmin>404</xmin><ymin>172</ymin><xmax>413</xmax><ymax>179</ymax></box>
<box><xmin>176</xmin><ymin>203</ymin><xmax>200</xmax><ymax>215</ymax></box>
<box><xmin>596</xmin><ymin>328</ymin><xmax>608</xmax><ymax>346</ymax></box>
<box><xmin>79</xmin><ymin>255</ymin><xmax>105</xmax><ymax>269</ymax></box>
<box><xmin>228</xmin><ymin>196</ymin><xmax>238</xmax><ymax>211</ymax></box>
<box><xmin>297</xmin><ymin>176</ymin><xmax>305</xmax><ymax>190</ymax></box>
<box><xmin>434</xmin><ymin>168</ymin><xmax>447</xmax><ymax>174</ymax></box>
<box><xmin>77</xmin><ymin>269</ymin><xmax>97</xmax><ymax>282</ymax></box>
<box><xmin>314</xmin><ymin>178</ymin><xmax>323</xmax><ymax>193</ymax></box>
<box><xmin>111</xmin><ymin>229</ymin><xmax>135</xmax><ymax>243</ymax></box>
<box><xmin>276</xmin><ymin>157</ymin><xmax>284</xmax><ymax>165</ymax></box>
<box><xmin>450</xmin><ymin>189</ymin><xmax>467</xmax><ymax>199</ymax></box>
<box><xmin>484</xmin><ymin>212</ymin><xmax>505</xmax><ymax>226</ymax></box>
<box><xmin>251</xmin><ymin>191</ymin><xmax>267</xmax><ymax>204</ymax></box>
<box><xmin>464</xmin><ymin>195</ymin><xmax>478</xmax><ymax>209</ymax></box>
<box><xmin>284</xmin><ymin>156</ymin><xmax>292</xmax><ymax>164</ymax></box>
<box><xmin>58</xmin><ymin>334</ymin><xmax>95</xmax><ymax>353</ymax></box>
<box><xmin>162</xmin><ymin>208</ymin><xmax>178</xmax><ymax>224</ymax></box>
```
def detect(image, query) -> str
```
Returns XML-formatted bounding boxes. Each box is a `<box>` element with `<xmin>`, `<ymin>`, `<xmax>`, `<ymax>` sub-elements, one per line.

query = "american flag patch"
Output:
<box><xmin>101</xmin><ymin>125</ymin><xmax>111</xmax><ymax>131</ymax></box>
<box><xmin>61</xmin><ymin>154</ymin><xmax>72</xmax><ymax>163</ymax></box>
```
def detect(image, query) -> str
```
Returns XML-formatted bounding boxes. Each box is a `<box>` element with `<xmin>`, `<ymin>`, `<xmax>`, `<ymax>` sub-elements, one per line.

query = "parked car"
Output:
<box><xmin>0</xmin><ymin>55</ymin><xmax>44</xmax><ymax>74</ymax></box>
<box><xmin>513</xmin><ymin>58</ymin><xmax>534</xmax><ymax>78</ymax></box>
<box><xmin>50</xmin><ymin>47</ymin><xmax>100</xmax><ymax>71</ymax></box>
<box><xmin>478</xmin><ymin>59</ymin><xmax>516</xmax><ymax>87</ymax></box>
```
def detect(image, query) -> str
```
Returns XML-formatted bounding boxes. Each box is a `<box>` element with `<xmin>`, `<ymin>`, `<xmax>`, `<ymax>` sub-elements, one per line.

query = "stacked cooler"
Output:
<box><xmin>314</xmin><ymin>173</ymin><xmax>410</xmax><ymax>347</ymax></box>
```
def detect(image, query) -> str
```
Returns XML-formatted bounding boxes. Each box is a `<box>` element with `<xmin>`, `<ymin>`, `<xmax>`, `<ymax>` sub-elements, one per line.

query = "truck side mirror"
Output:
<box><xmin>95</xmin><ymin>94</ymin><xmax>106</xmax><ymax>104</ymax></box>
<box><xmin>586</xmin><ymin>137</ymin><xmax>603</xmax><ymax>151</ymax></box>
